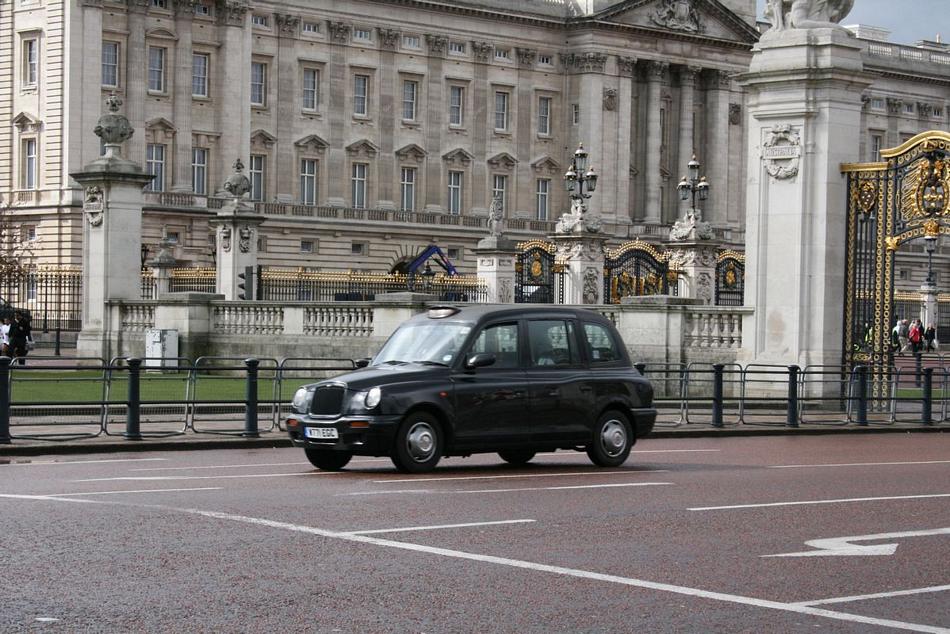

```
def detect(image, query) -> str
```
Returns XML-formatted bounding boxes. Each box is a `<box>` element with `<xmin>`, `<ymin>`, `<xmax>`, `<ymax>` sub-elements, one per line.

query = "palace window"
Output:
<box><xmin>353</xmin><ymin>28</ymin><xmax>372</xmax><ymax>42</ymax></box>
<box><xmin>351</xmin><ymin>163</ymin><xmax>367</xmax><ymax>208</ymax></box>
<box><xmin>249</xmin><ymin>154</ymin><xmax>265</xmax><ymax>201</ymax></box>
<box><xmin>449</xmin><ymin>41</ymin><xmax>466</xmax><ymax>55</ymax></box>
<box><xmin>251</xmin><ymin>14</ymin><xmax>268</xmax><ymax>27</ymax></box>
<box><xmin>494</xmin><ymin>48</ymin><xmax>511</xmax><ymax>61</ymax></box>
<box><xmin>492</xmin><ymin>175</ymin><xmax>507</xmax><ymax>213</ymax></box>
<box><xmin>402</xmin><ymin>80</ymin><xmax>418</xmax><ymax>121</ymax></box>
<box><xmin>300</xmin><ymin>240</ymin><xmax>314</xmax><ymax>254</ymax></box>
<box><xmin>145</xmin><ymin>143</ymin><xmax>166</xmax><ymax>192</ymax></box>
<box><xmin>400</xmin><ymin>167</ymin><xmax>416</xmax><ymax>212</ymax></box>
<box><xmin>447</xmin><ymin>171</ymin><xmax>463</xmax><ymax>215</ymax></box>
<box><xmin>572</xmin><ymin>103</ymin><xmax>580</xmax><ymax>125</ymax></box>
<box><xmin>251</xmin><ymin>62</ymin><xmax>267</xmax><ymax>106</ymax></box>
<box><xmin>494</xmin><ymin>91</ymin><xmax>509</xmax><ymax>131</ymax></box>
<box><xmin>150</xmin><ymin>0</ymin><xmax>166</xmax><ymax>8</ymax></box>
<box><xmin>300</xmin><ymin>158</ymin><xmax>318</xmax><ymax>205</ymax></box>
<box><xmin>536</xmin><ymin>178</ymin><xmax>549</xmax><ymax>221</ymax></box>
<box><xmin>538</xmin><ymin>54</ymin><xmax>553</xmax><ymax>65</ymax></box>
<box><xmin>449</xmin><ymin>85</ymin><xmax>464</xmax><ymax>126</ymax></box>
<box><xmin>353</xmin><ymin>74</ymin><xmax>369</xmax><ymax>116</ymax></box>
<box><xmin>194</xmin><ymin>3</ymin><xmax>210</xmax><ymax>16</ymax></box>
<box><xmin>351</xmin><ymin>242</ymin><xmax>367</xmax><ymax>255</ymax></box>
<box><xmin>302</xmin><ymin>68</ymin><xmax>319</xmax><ymax>111</ymax></box>
<box><xmin>192</xmin><ymin>53</ymin><xmax>209</xmax><ymax>97</ymax></box>
<box><xmin>403</xmin><ymin>35</ymin><xmax>420</xmax><ymax>49</ymax></box>
<box><xmin>192</xmin><ymin>148</ymin><xmax>208</xmax><ymax>195</ymax></box>
<box><xmin>537</xmin><ymin>96</ymin><xmax>552</xmax><ymax>136</ymax></box>
<box><xmin>869</xmin><ymin>133</ymin><xmax>883</xmax><ymax>161</ymax></box>
<box><xmin>23</xmin><ymin>38</ymin><xmax>38</xmax><ymax>87</ymax></box>
<box><xmin>147</xmin><ymin>47</ymin><xmax>166</xmax><ymax>92</ymax></box>
<box><xmin>302</xmin><ymin>21</ymin><xmax>319</xmax><ymax>34</ymax></box>
<box><xmin>21</xmin><ymin>138</ymin><xmax>37</xmax><ymax>190</ymax></box>
<box><xmin>102</xmin><ymin>42</ymin><xmax>119</xmax><ymax>88</ymax></box>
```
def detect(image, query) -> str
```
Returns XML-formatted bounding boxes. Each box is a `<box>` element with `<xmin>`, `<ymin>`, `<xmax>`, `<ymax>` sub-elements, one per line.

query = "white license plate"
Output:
<box><xmin>305</xmin><ymin>426</ymin><xmax>339</xmax><ymax>440</ymax></box>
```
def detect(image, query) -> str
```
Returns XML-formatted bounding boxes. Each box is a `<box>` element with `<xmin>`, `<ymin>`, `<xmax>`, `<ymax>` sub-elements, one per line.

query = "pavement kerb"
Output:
<box><xmin>0</xmin><ymin>425</ymin><xmax>945</xmax><ymax>457</ymax></box>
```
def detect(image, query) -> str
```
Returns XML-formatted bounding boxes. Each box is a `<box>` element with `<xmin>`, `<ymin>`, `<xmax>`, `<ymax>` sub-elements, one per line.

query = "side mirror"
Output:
<box><xmin>354</xmin><ymin>358</ymin><xmax>371</xmax><ymax>369</ymax></box>
<box><xmin>464</xmin><ymin>352</ymin><xmax>496</xmax><ymax>370</ymax></box>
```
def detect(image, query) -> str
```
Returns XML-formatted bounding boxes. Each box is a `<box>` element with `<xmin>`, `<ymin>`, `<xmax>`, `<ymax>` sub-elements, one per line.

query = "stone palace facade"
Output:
<box><xmin>1</xmin><ymin>0</ymin><xmax>948</xmax><ymax>277</ymax></box>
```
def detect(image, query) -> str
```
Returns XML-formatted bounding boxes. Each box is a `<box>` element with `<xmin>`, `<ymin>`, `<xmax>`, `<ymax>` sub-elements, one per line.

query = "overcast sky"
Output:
<box><xmin>755</xmin><ymin>0</ymin><xmax>950</xmax><ymax>45</ymax></box>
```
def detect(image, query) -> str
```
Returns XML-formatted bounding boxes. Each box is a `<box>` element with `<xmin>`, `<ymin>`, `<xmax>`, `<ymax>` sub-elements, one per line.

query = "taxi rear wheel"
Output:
<box><xmin>391</xmin><ymin>412</ymin><xmax>442</xmax><ymax>473</ymax></box>
<box><xmin>305</xmin><ymin>447</ymin><xmax>352</xmax><ymax>471</ymax></box>
<box><xmin>498</xmin><ymin>450</ymin><xmax>536</xmax><ymax>466</ymax></box>
<box><xmin>587</xmin><ymin>410</ymin><xmax>632</xmax><ymax>467</ymax></box>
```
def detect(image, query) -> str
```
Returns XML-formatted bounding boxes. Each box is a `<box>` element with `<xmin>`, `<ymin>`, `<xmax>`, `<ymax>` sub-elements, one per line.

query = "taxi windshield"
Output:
<box><xmin>374</xmin><ymin>321</ymin><xmax>472</xmax><ymax>366</ymax></box>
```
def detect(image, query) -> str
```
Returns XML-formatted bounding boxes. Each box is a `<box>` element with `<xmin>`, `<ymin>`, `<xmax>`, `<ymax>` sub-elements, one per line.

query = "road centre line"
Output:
<box><xmin>793</xmin><ymin>584</ymin><xmax>950</xmax><ymax>607</ymax></box>
<box><xmin>690</xmin><ymin>493</ymin><xmax>950</xmax><ymax>511</ymax></box>
<box><xmin>341</xmin><ymin>483</ymin><xmax>672</xmax><ymax>496</ymax></box>
<box><xmin>164</xmin><ymin>506</ymin><xmax>949</xmax><ymax>634</ymax></box>
<box><xmin>74</xmin><ymin>472</ymin><xmax>342</xmax><ymax>483</ymax></box>
<box><xmin>0</xmin><ymin>458</ymin><xmax>167</xmax><ymax>467</ymax></box>
<box><xmin>376</xmin><ymin>470</ymin><xmax>667</xmax><ymax>484</ymax></box>
<box><xmin>44</xmin><ymin>487</ymin><xmax>224</xmax><ymax>497</ymax></box>
<box><xmin>341</xmin><ymin>519</ymin><xmax>536</xmax><ymax>535</ymax></box>
<box><xmin>769</xmin><ymin>460</ymin><xmax>950</xmax><ymax>469</ymax></box>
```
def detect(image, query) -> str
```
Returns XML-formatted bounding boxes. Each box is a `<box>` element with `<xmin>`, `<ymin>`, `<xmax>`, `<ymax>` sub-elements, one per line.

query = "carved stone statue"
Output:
<box><xmin>765</xmin><ymin>0</ymin><xmax>854</xmax><ymax>32</ymax></box>
<box><xmin>93</xmin><ymin>93</ymin><xmax>134</xmax><ymax>150</ymax></box>
<box><xmin>222</xmin><ymin>158</ymin><xmax>251</xmax><ymax>198</ymax></box>
<box><xmin>487</xmin><ymin>194</ymin><xmax>504</xmax><ymax>238</ymax></box>
<box><xmin>652</xmin><ymin>0</ymin><xmax>703</xmax><ymax>34</ymax></box>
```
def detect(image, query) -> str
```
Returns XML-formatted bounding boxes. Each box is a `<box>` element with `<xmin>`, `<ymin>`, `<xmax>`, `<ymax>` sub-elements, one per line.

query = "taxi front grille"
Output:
<box><xmin>310</xmin><ymin>385</ymin><xmax>344</xmax><ymax>416</ymax></box>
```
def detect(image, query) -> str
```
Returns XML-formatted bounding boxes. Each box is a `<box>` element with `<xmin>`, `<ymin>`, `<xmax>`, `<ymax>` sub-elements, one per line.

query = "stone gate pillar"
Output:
<box><xmin>70</xmin><ymin>95</ymin><xmax>153</xmax><ymax>360</ymax></box>
<box><xmin>553</xmin><ymin>235</ymin><xmax>607</xmax><ymax>305</ymax></box>
<box><xmin>475</xmin><ymin>235</ymin><xmax>518</xmax><ymax>304</ymax></box>
<box><xmin>668</xmin><ymin>241</ymin><xmax>719</xmax><ymax>305</ymax></box>
<box><xmin>210</xmin><ymin>160</ymin><xmax>266</xmax><ymax>301</ymax></box>
<box><xmin>739</xmin><ymin>23</ymin><xmax>872</xmax><ymax>368</ymax></box>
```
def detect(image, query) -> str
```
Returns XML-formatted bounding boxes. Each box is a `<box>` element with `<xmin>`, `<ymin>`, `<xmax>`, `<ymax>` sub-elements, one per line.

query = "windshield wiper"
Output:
<box><xmin>412</xmin><ymin>360</ymin><xmax>449</xmax><ymax>367</ymax></box>
<box><xmin>380</xmin><ymin>360</ymin><xmax>407</xmax><ymax>365</ymax></box>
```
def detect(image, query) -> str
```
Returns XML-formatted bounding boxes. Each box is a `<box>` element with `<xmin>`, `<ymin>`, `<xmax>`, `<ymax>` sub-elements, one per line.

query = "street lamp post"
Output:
<box><xmin>924</xmin><ymin>235</ymin><xmax>937</xmax><ymax>286</ymax></box>
<box><xmin>556</xmin><ymin>143</ymin><xmax>600</xmax><ymax>234</ymax></box>
<box><xmin>670</xmin><ymin>154</ymin><xmax>713</xmax><ymax>242</ymax></box>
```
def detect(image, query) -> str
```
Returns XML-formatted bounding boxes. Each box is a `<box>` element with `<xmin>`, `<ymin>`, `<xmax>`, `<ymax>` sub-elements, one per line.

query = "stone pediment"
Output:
<box><xmin>487</xmin><ymin>152</ymin><xmax>518</xmax><ymax>170</ymax></box>
<box><xmin>395</xmin><ymin>143</ymin><xmax>427</xmax><ymax>162</ymax></box>
<box><xmin>531</xmin><ymin>155</ymin><xmax>561</xmax><ymax>175</ymax></box>
<box><xmin>251</xmin><ymin>129</ymin><xmax>277</xmax><ymax>149</ymax></box>
<box><xmin>145</xmin><ymin>27</ymin><xmax>178</xmax><ymax>41</ymax></box>
<box><xmin>145</xmin><ymin>117</ymin><xmax>177</xmax><ymax>133</ymax></box>
<box><xmin>442</xmin><ymin>147</ymin><xmax>475</xmax><ymax>166</ymax></box>
<box><xmin>294</xmin><ymin>134</ymin><xmax>329</xmax><ymax>153</ymax></box>
<box><xmin>592</xmin><ymin>0</ymin><xmax>759</xmax><ymax>43</ymax></box>
<box><xmin>345</xmin><ymin>138</ymin><xmax>379</xmax><ymax>158</ymax></box>
<box><xmin>12</xmin><ymin>111</ymin><xmax>42</xmax><ymax>132</ymax></box>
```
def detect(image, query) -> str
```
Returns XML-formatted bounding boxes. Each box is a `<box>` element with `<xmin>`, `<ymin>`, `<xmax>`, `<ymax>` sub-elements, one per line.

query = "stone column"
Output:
<box><xmin>70</xmin><ymin>97</ymin><xmax>154</xmax><ymax>361</ymax></box>
<box><xmin>706</xmin><ymin>70</ymin><xmax>732</xmax><ymax>226</ymax></box>
<box><xmin>171</xmin><ymin>0</ymin><xmax>194</xmax><ymax>191</ymax></box>
<box><xmin>424</xmin><ymin>35</ymin><xmax>447</xmax><ymax>212</ymax></box>
<box><xmin>677</xmin><ymin>66</ymin><xmax>701</xmax><ymax>218</ymax></box>
<box><xmin>739</xmin><ymin>28</ymin><xmax>872</xmax><ymax>369</ymax></box>
<box><xmin>471</xmin><ymin>41</ymin><xmax>492</xmax><ymax>214</ymax></box>
<box><xmin>274</xmin><ymin>14</ymin><xmax>300</xmax><ymax>201</ymax></box>
<box><xmin>125</xmin><ymin>2</ymin><xmax>148</xmax><ymax>163</ymax></box>
<box><xmin>377</xmin><ymin>28</ymin><xmax>399</xmax><ymax>208</ymax></box>
<box><xmin>644</xmin><ymin>61</ymin><xmax>668</xmax><ymax>224</ymax></box>
<box><xmin>919</xmin><ymin>282</ymin><xmax>939</xmax><ymax>331</ymax></box>
<box><xmin>553</xmin><ymin>235</ymin><xmax>608</xmax><ymax>305</ymax></box>
<box><xmin>325</xmin><ymin>22</ymin><xmax>351</xmax><ymax>206</ymax></box>
<box><xmin>475</xmin><ymin>236</ymin><xmax>518</xmax><ymax>304</ymax></box>
<box><xmin>215</xmin><ymin>3</ymin><xmax>251</xmax><ymax>191</ymax></box>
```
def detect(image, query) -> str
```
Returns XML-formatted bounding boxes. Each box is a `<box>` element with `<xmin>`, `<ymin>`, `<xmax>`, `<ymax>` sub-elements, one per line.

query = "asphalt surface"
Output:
<box><xmin>1</xmin><ymin>435</ymin><xmax>948</xmax><ymax>633</ymax></box>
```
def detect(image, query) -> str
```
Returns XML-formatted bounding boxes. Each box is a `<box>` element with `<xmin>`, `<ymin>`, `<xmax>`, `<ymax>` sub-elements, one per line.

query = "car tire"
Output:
<box><xmin>498</xmin><ymin>450</ymin><xmax>536</xmax><ymax>466</ymax></box>
<box><xmin>304</xmin><ymin>448</ymin><xmax>352</xmax><ymax>471</ymax></box>
<box><xmin>587</xmin><ymin>410</ymin><xmax>632</xmax><ymax>468</ymax></box>
<box><xmin>391</xmin><ymin>412</ymin><xmax>442</xmax><ymax>473</ymax></box>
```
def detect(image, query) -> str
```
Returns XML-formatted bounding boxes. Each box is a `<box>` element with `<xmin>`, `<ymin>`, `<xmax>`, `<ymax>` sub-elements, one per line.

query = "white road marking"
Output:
<box><xmin>34</xmin><ymin>618</ymin><xmax>60</xmax><ymax>623</ymax></box>
<box><xmin>793</xmin><ymin>584</ymin><xmax>950</xmax><ymax>607</ymax></box>
<box><xmin>73</xmin><ymin>472</ymin><xmax>340</xmax><ymax>483</ymax></box>
<box><xmin>0</xmin><ymin>493</ymin><xmax>95</xmax><ymax>504</ymax></box>
<box><xmin>764</xmin><ymin>528</ymin><xmax>950</xmax><ymax>558</ymax></box>
<box><xmin>340</xmin><ymin>482</ymin><xmax>673</xmax><ymax>496</ymax></box>
<box><xmin>376</xmin><ymin>470</ymin><xmax>667</xmax><ymax>484</ymax></box>
<box><xmin>0</xmin><ymin>458</ymin><xmax>167</xmax><ymax>467</ymax></box>
<box><xmin>690</xmin><ymin>493</ymin><xmax>950</xmax><ymax>511</ymax></box>
<box><xmin>45</xmin><ymin>487</ymin><xmax>224</xmax><ymax>497</ymax></box>
<box><xmin>165</xmin><ymin>507</ymin><xmax>950</xmax><ymax>634</ymax></box>
<box><xmin>769</xmin><ymin>460</ymin><xmax>950</xmax><ymax>469</ymax></box>
<box><xmin>129</xmin><ymin>458</ymin><xmax>390</xmax><ymax>472</ymax></box>
<box><xmin>342</xmin><ymin>519</ymin><xmax>536</xmax><ymax>535</ymax></box>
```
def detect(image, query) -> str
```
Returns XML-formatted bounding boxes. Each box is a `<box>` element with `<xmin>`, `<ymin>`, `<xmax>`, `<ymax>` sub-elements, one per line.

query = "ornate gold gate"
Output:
<box><xmin>842</xmin><ymin>131</ymin><xmax>950</xmax><ymax>381</ymax></box>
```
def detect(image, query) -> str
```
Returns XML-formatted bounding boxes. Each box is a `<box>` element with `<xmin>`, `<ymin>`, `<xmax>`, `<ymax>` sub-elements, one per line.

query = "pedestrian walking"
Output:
<box><xmin>909</xmin><ymin>319</ymin><xmax>922</xmax><ymax>354</ymax></box>
<box><xmin>897</xmin><ymin>318</ymin><xmax>910</xmax><ymax>354</ymax></box>
<box><xmin>8</xmin><ymin>311</ymin><xmax>32</xmax><ymax>365</ymax></box>
<box><xmin>924</xmin><ymin>323</ymin><xmax>937</xmax><ymax>352</ymax></box>
<box><xmin>0</xmin><ymin>316</ymin><xmax>10</xmax><ymax>357</ymax></box>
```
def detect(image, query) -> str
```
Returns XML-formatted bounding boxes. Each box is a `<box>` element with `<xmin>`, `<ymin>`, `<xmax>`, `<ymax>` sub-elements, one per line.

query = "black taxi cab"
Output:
<box><xmin>286</xmin><ymin>305</ymin><xmax>655</xmax><ymax>473</ymax></box>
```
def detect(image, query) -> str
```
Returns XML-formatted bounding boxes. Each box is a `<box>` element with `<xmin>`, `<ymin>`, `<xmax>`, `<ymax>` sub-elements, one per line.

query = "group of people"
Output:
<box><xmin>891</xmin><ymin>318</ymin><xmax>937</xmax><ymax>355</ymax></box>
<box><xmin>1</xmin><ymin>310</ymin><xmax>33</xmax><ymax>363</ymax></box>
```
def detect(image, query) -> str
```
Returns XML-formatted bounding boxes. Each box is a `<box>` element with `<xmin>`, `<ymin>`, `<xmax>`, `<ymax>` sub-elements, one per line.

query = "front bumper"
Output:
<box><xmin>286</xmin><ymin>414</ymin><xmax>402</xmax><ymax>456</ymax></box>
<box><xmin>631</xmin><ymin>407</ymin><xmax>657</xmax><ymax>438</ymax></box>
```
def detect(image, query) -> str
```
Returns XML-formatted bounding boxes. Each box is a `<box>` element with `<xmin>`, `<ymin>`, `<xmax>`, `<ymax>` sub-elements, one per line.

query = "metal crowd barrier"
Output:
<box><xmin>0</xmin><ymin>356</ymin><xmax>946</xmax><ymax>445</ymax></box>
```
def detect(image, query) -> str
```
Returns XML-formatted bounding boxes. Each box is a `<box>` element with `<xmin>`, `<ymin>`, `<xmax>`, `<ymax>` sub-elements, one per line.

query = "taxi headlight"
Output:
<box><xmin>291</xmin><ymin>388</ymin><xmax>310</xmax><ymax>412</ymax></box>
<box><xmin>364</xmin><ymin>386</ymin><xmax>382</xmax><ymax>409</ymax></box>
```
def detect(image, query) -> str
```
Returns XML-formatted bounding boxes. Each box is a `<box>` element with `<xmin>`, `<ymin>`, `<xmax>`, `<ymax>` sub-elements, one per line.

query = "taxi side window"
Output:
<box><xmin>583</xmin><ymin>322</ymin><xmax>620</xmax><ymax>363</ymax></box>
<box><xmin>470</xmin><ymin>322</ymin><xmax>520</xmax><ymax>369</ymax></box>
<box><xmin>528</xmin><ymin>319</ymin><xmax>577</xmax><ymax>367</ymax></box>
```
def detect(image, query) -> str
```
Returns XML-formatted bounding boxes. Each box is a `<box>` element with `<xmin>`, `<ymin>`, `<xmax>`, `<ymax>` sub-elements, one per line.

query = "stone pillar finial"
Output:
<box><xmin>94</xmin><ymin>92</ymin><xmax>135</xmax><ymax>158</ymax></box>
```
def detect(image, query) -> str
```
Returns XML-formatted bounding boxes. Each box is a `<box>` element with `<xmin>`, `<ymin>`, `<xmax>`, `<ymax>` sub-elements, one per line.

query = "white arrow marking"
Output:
<box><xmin>764</xmin><ymin>527</ymin><xmax>950</xmax><ymax>558</ymax></box>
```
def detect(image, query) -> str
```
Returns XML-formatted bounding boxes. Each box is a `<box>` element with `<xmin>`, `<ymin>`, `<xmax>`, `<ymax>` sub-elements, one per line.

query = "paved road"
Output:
<box><xmin>1</xmin><ymin>435</ymin><xmax>948</xmax><ymax>633</ymax></box>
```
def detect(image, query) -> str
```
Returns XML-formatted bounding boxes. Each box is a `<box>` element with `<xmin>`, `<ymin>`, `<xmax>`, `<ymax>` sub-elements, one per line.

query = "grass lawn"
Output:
<box><xmin>895</xmin><ymin>387</ymin><xmax>950</xmax><ymax>399</ymax></box>
<box><xmin>9</xmin><ymin>369</ymin><xmax>306</xmax><ymax>404</ymax></box>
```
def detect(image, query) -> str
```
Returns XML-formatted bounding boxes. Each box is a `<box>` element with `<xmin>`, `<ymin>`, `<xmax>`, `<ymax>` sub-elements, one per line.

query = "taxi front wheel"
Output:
<box><xmin>391</xmin><ymin>413</ymin><xmax>443</xmax><ymax>473</ymax></box>
<box><xmin>587</xmin><ymin>410</ymin><xmax>632</xmax><ymax>467</ymax></box>
<box><xmin>305</xmin><ymin>447</ymin><xmax>352</xmax><ymax>471</ymax></box>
